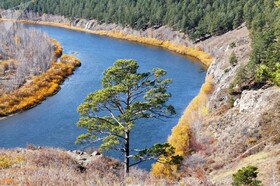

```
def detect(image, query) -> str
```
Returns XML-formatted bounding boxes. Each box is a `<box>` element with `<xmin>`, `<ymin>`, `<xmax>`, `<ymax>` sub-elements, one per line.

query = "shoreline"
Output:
<box><xmin>0</xmin><ymin>41</ymin><xmax>81</xmax><ymax>118</ymax></box>
<box><xmin>0</xmin><ymin>18</ymin><xmax>212</xmax><ymax>67</ymax></box>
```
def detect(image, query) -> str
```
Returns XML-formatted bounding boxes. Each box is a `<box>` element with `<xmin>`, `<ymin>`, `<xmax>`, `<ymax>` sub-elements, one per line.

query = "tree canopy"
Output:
<box><xmin>1</xmin><ymin>0</ymin><xmax>279</xmax><ymax>86</ymax></box>
<box><xmin>76</xmin><ymin>59</ymin><xmax>181</xmax><ymax>175</ymax></box>
<box><xmin>232</xmin><ymin>166</ymin><xmax>261</xmax><ymax>186</ymax></box>
<box><xmin>0</xmin><ymin>0</ymin><xmax>272</xmax><ymax>39</ymax></box>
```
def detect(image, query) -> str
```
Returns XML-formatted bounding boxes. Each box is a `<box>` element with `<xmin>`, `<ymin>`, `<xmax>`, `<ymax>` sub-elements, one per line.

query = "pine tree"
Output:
<box><xmin>76</xmin><ymin>59</ymin><xmax>182</xmax><ymax>176</ymax></box>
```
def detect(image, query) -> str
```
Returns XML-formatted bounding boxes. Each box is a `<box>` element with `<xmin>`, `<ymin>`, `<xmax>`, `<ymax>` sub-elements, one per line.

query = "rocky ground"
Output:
<box><xmin>183</xmin><ymin>24</ymin><xmax>280</xmax><ymax>185</ymax></box>
<box><xmin>0</xmin><ymin>147</ymin><xmax>152</xmax><ymax>186</ymax></box>
<box><xmin>0</xmin><ymin>10</ymin><xmax>279</xmax><ymax>185</ymax></box>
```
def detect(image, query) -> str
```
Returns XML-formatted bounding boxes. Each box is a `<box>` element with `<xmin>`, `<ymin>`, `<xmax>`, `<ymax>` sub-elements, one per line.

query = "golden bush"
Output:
<box><xmin>0</xmin><ymin>154</ymin><xmax>23</xmax><ymax>169</ymax></box>
<box><xmin>0</xmin><ymin>52</ymin><xmax>80</xmax><ymax>116</ymax></box>
<box><xmin>151</xmin><ymin>77</ymin><xmax>214</xmax><ymax>178</ymax></box>
<box><xmin>51</xmin><ymin>39</ymin><xmax>63</xmax><ymax>58</ymax></box>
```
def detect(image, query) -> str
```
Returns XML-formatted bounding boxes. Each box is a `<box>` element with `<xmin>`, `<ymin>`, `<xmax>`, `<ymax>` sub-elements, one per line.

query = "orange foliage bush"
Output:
<box><xmin>0</xmin><ymin>178</ymin><xmax>14</xmax><ymax>185</ymax></box>
<box><xmin>151</xmin><ymin>77</ymin><xmax>214</xmax><ymax>178</ymax></box>
<box><xmin>0</xmin><ymin>54</ymin><xmax>80</xmax><ymax>116</ymax></box>
<box><xmin>51</xmin><ymin>39</ymin><xmax>63</xmax><ymax>58</ymax></box>
<box><xmin>60</xmin><ymin>54</ymin><xmax>81</xmax><ymax>67</ymax></box>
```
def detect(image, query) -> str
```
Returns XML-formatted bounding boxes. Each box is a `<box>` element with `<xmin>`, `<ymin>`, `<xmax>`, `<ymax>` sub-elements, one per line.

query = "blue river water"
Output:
<box><xmin>0</xmin><ymin>24</ymin><xmax>206</xmax><ymax>169</ymax></box>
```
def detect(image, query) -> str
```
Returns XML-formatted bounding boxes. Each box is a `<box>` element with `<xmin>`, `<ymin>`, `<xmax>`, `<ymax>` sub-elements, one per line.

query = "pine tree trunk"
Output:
<box><xmin>124</xmin><ymin>131</ymin><xmax>130</xmax><ymax>177</ymax></box>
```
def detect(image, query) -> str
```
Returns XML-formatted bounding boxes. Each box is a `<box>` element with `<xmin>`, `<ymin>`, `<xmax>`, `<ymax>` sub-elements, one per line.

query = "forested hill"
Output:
<box><xmin>0</xmin><ymin>0</ymin><xmax>277</xmax><ymax>40</ymax></box>
<box><xmin>1</xmin><ymin>0</ymin><xmax>279</xmax><ymax>86</ymax></box>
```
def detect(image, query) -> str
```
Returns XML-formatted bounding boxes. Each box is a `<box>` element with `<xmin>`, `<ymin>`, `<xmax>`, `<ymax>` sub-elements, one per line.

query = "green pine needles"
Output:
<box><xmin>76</xmin><ymin>59</ymin><xmax>181</xmax><ymax>176</ymax></box>
<box><xmin>232</xmin><ymin>166</ymin><xmax>262</xmax><ymax>186</ymax></box>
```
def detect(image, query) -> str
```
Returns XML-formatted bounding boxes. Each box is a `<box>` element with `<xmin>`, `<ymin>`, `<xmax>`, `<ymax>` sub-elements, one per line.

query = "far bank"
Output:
<box><xmin>0</xmin><ymin>10</ymin><xmax>213</xmax><ymax>67</ymax></box>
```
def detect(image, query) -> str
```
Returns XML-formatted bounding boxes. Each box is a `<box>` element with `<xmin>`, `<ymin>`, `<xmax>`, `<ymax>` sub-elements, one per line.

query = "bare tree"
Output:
<box><xmin>0</xmin><ymin>23</ymin><xmax>54</xmax><ymax>92</ymax></box>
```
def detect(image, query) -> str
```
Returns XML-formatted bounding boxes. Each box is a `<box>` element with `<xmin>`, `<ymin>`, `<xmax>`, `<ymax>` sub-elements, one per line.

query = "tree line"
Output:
<box><xmin>0</xmin><ymin>0</ymin><xmax>279</xmax><ymax>112</ymax></box>
<box><xmin>0</xmin><ymin>0</ymin><xmax>264</xmax><ymax>39</ymax></box>
<box><xmin>1</xmin><ymin>0</ymin><xmax>279</xmax><ymax>86</ymax></box>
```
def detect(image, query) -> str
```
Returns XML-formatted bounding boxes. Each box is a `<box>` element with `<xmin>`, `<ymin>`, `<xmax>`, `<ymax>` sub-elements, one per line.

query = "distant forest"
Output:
<box><xmin>0</xmin><ymin>0</ymin><xmax>279</xmax><ymax>85</ymax></box>
<box><xmin>0</xmin><ymin>0</ymin><xmax>277</xmax><ymax>39</ymax></box>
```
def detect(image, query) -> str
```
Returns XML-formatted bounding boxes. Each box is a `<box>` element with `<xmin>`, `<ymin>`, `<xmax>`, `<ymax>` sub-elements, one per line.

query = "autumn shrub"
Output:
<box><xmin>26</xmin><ymin>148</ymin><xmax>78</xmax><ymax>169</ymax></box>
<box><xmin>0</xmin><ymin>148</ymin><xmax>175</xmax><ymax>186</ymax></box>
<box><xmin>0</xmin><ymin>54</ymin><xmax>80</xmax><ymax>116</ymax></box>
<box><xmin>87</xmin><ymin>156</ymin><xmax>123</xmax><ymax>181</ymax></box>
<box><xmin>0</xmin><ymin>154</ymin><xmax>23</xmax><ymax>169</ymax></box>
<box><xmin>51</xmin><ymin>39</ymin><xmax>63</xmax><ymax>58</ymax></box>
<box><xmin>60</xmin><ymin>54</ymin><xmax>81</xmax><ymax>67</ymax></box>
<box><xmin>152</xmin><ymin>77</ymin><xmax>214</xmax><ymax>178</ymax></box>
<box><xmin>0</xmin><ymin>155</ymin><xmax>14</xmax><ymax>169</ymax></box>
<box><xmin>0</xmin><ymin>178</ymin><xmax>14</xmax><ymax>185</ymax></box>
<box><xmin>0</xmin><ymin>60</ymin><xmax>15</xmax><ymax>73</ymax></box>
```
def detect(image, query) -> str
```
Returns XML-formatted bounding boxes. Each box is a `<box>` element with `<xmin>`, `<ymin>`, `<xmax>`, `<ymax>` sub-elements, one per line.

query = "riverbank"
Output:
<box><xmin>0</xmin><ymin>39</ymin><xmax>81</xmax><ymax>117</ymax></box>
<box><xmin>1</xmin><ymin>11</ymin><xmax>279</xmax><ymax>185</ymax></box>
<box><xmin>0</xmin><ymin>18</ymin><xmax>212</xmax><ymax>67</ymax></box>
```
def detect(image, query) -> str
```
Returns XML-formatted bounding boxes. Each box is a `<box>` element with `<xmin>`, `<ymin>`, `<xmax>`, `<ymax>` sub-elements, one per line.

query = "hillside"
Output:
<box><xmin>0</xmin><ymin>147</ymin><xmax>171</xmax><ymax>186</ymax></box>
<box><xmin>1</xmin><ymin>0</ymin><xmax>279</xmax><ymax>86</ymax></box>
<box><xmin>0</xmin><ymin>0</ymin><xmax>279</xmax><ymax>185</ymax></box>
<box><xmin>157</xmin><ymin>24</ymin><xmax>280</xmax><ymax>185</ymax></box>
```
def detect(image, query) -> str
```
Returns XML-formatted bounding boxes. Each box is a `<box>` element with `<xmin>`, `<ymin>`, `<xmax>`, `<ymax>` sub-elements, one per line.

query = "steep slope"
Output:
<box><xmin>1</xmin><ymin>6</ymin><xmax>279</xmax><ymax>185</ymax></box>
<box><xmin>194</xmin><ymin>25</ymin><xmax>280</xmax><ymax>185</ymax></box>
<box><xmin>151</xmin><ymin>24</ymin><xmax>279</xmax><ymax>185</ymax></box>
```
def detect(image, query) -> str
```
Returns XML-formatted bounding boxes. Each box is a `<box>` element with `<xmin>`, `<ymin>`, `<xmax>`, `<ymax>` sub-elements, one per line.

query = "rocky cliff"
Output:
<box><xmin>1</xmin><ymin>10</ymin><xmax>279</xmax><ymax>185</ymax></box>
<box><xmin>184</xmin><ymin>25</ymin><xmax>280</xmax><ymax>185</ymax></box>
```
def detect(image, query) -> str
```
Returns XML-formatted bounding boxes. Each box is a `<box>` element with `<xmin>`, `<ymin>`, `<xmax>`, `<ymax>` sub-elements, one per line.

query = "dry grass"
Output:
<box><xmin>0</xmin><ymin>148</ymin><xmax>174</xmax><ymax>186</ymax></box>
<box><xmin>210</xmin><ymin>148</ymin><xmax>280</xmax><ymax>185</ymax></box>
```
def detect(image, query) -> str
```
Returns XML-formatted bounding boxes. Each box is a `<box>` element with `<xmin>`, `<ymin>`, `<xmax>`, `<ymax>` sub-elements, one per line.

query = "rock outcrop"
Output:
<box><xmin>67</xmin><ymin>150</ymin><xmax>102</xmax><ymax>166</ymax></box>
<box><xmin>183</xmin><ymin>24</ymin><xmax>280</xmax><ymax>186</ymax></box>
<box><xmin>1</xmin><ymin>10</ymin><xmax>279</xmax><ymax>185</ymax></box>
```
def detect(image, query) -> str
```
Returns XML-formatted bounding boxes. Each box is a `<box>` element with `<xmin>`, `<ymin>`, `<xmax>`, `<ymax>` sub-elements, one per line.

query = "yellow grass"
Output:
<box><xmin>0</xmin><ymin>19</ymin><xmax>212</xmax><ymax>67</ymax></box>
<box><xmin>0</xmin><ymin>148</ymin><xmax>174</xmax><ymax>186</ymax></box>
<box><xmin>211</xmin><ymin>151</ymin><xmax>278</xmax><ymax>182</ymax></box>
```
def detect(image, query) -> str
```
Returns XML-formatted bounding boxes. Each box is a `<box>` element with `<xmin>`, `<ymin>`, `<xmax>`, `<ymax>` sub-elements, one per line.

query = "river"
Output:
<box><xmin>0</xmin><ymin>24</ymin><xmax>206</xmax><ymax>169</ymax></box>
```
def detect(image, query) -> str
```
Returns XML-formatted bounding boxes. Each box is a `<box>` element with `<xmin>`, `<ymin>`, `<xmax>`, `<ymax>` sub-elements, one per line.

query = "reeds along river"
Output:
<box><xmin>0</xmin><ymin>24</ymin><xmax>206</xmax><ymax>169</ymax></box>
